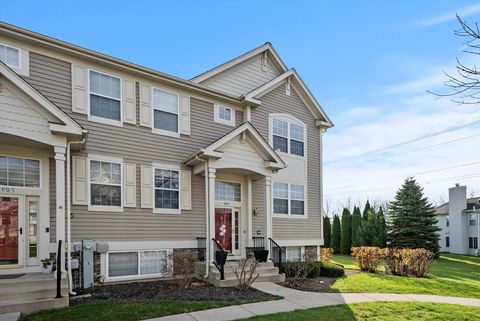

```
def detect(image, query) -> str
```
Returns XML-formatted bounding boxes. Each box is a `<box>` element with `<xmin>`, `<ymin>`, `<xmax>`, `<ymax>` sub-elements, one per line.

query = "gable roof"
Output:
<box><xmin>183</xmin><ymin>121</ymin><xmax>286</xmax><ymax>169</ymax></box>
<box><xmin>244</xmin><ymin>69</ymin><xmax>334</xmax><ymax>128</ymax></box>
<box><xmin>435</xmin><ymin>196</ymin><xmax>480</xmax><ymax>215</ymax></box>
<box><xmin>0</xmin><ymin>61</ymin><xmax>83</xmax><ymax>136</ymax></box>
<box><xmin>190</xmin><ymin>42</ymin><xmax>288</xmax><ymax>83</ymax></box>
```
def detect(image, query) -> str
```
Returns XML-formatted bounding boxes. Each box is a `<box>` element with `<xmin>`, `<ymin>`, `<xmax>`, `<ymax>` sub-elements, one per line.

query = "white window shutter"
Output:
<box><xmin>72</xmin><ymin>64</ymin><xmax>87</xmax><ymax>114</ymax></box>
<box><xmin>180</xmin><ymin>170</ymin><xmax>192</xmax><ymax>210</ymax></box>
<box><xmin>179</xmin><ymin>95</ymin><xmax>190</xmax><ymax>135</ymax></box>
<box><xmin>123</xmin><ymin>163</ymin><xmax>136</xmax><ymax>207</ymax></box>
<box><xmin>140</xmin><ymin>165</ymin><xmax>153</xmax><ymax>208</ymax></box>
<box><xmin>123</xmin><ymin>79</ymin><xmax>136</xmax><ymax>124</ymax></box>
<box><xmin>72</xmin><ymin>156</ymin><xmax>88</xmax><ymax>205</ymax></box>
<box><xmin>139</xmin><ymin>84</ymin><xmax>152</xmax><ymax>127</ymax></box>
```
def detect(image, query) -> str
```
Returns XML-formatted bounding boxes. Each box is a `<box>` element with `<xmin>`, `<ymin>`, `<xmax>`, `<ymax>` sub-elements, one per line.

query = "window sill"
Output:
<box><xmin>273</xmin><ymin>214</ymin><xmax>308</xmax><ymax>219</ymax></box>
<box><xmin>88</xmin><ymin>115</ymin><xmax>123</xmax><ymax>127</ymax></box>
<box><xmin>152</xmin><ymin>128</ymin><xmax>180</xmax><ymax>138</ymax></box>
<box><xmin>105</xmin><ymin>272</ymin><xmax>170</xmax><ymax>283</ymax></box>
<box><xmin>277</xmin><ymin>151</ymin><xmax>306</xmax><ymax>160</ymax></box>
<box><xmin>88</xmin><ymin>205</ymin><xmax>124</xmax><ymax>212</ymax></box>
<box><xmin>153</xmin><ymin>208</ymin><xmax>181</xmax><ymax>215</ymax></box>
<box><xmin>214</xmin><ymin>119</ymin><xmax>236</xmax><ymax>127</ymax></box>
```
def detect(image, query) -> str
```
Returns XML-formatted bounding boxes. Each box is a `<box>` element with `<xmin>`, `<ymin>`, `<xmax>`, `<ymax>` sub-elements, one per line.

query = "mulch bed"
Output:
<box><xmin>71</xmin><ymin>278</ymin><xmax>274</xmax><ymax>306</ymax></box>
<box><xmin>282</xmin><ymin>276</ymin><xmax>336</xmax><ymax>292</ymax></box>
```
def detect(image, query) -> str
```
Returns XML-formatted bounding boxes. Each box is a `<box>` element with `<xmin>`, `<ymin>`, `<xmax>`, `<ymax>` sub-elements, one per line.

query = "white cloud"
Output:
<box><xmin>410</xmin><ymin>3</ymin><xmax>480</xmax><ymax>29</ymax></box>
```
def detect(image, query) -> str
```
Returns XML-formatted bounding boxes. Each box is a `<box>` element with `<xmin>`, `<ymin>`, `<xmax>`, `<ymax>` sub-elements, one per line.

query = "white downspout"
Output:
<box><xmin>195</xmin><ymin>156</ymin><xmax>209</xmax><ymax>278</ymax></box>
<box><xmin>66</xmin><ymin>137</ymin><xmax>86</xmax><ymax>295</ymax></box>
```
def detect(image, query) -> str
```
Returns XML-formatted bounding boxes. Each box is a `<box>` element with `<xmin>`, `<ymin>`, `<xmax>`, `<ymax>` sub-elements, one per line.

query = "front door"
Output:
<box><xmin>215</xmin><ymin>208</ymin><xmax>232</xmax><ymax>252</ymax></box>
<box><xmin>0</xmin><ymin>197</ymin><xmax>19</xmax><ymax>265</ymax></box>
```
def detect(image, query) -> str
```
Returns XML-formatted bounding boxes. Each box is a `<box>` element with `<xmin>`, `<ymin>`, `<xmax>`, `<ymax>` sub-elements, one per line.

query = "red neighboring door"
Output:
<box><xmin>215</xmin><ymin>208</ymin><xmax>232</xmax><ymax>252</ymax></box>
<box><xmin>0</xmin><ymin>197</ymin><xmax>19</xmax><ymax>265</ymax></box>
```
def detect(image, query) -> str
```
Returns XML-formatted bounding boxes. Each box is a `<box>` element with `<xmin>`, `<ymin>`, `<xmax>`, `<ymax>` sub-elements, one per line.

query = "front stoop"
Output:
<box><xmin>0</xmin><ymin>273</ymin><xmax>69</xmax><ymax>315</ymax></box>
<box><xmin>195</xmin><ymin>260</ymin><xmax>285</xmax><ymax>287</ymax></box>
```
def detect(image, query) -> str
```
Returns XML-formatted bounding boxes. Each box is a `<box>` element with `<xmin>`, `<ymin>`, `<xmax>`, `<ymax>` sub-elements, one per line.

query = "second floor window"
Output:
<box><xmin>90</xmin><ymin>160</ymin><xmax>122</xmax><ymax>207</ymax></box>
<box><xmin>273</xmin><ymin>182</ymin><xmax>305</xmax><ymax>216</ymax></box>
<box><xmin>89</xmin><ymin>70</ymin><xmax>121</xmax><ymax>122</ymax></box>
<box><xmin>154</xmin><ymin>168</ymin><xmax>179</xmax><ymax>210</ymax></box>
<box><xmin>272</xmin><ymin>118</ymin><xmax>305</xmax><ymax>156</ymax></box>
<box><xmin>153</xmin><ymin>88</ymin><xmax>179</xmax><ymax>134</ymax></box>
<box><xmin>214</xmin><ymin>105</ymin><xmax>235</xmax><ymax>126</ymax></box>
<box><xmin>0</xmin><ymin>43</ymin><xmax>20</xmax><ymax>68</ymax></box>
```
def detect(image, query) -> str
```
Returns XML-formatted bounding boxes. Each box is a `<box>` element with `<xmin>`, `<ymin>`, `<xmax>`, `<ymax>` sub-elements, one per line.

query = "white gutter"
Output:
<box><xmin>195</xmin><ymin>156</ymin><xmax>210</xmax><ymax>278</ymax></box>
<box><xmin>66</xmin><ymin>136</ymin><xmax>86</xmax><ymax>295</ymax></box>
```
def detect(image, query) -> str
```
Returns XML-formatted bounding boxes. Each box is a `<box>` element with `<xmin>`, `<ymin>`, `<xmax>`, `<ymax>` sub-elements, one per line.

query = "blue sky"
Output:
<box><xmin>1</xmin><ymin>0</ymin><xmax>480</xmax><ymax>213</ymax></box>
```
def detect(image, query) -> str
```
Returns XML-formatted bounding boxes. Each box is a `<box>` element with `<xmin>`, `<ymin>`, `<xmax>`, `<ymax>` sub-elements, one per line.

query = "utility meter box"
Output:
<box><xmin>82</xmin><ymin>240</ymin><xmax>94</xmax><ymax>289</ymax></box>
<box><xmin>70</xmin><ymin>258</ymin><xmax>80</xmax><ymax>270</ymax></box>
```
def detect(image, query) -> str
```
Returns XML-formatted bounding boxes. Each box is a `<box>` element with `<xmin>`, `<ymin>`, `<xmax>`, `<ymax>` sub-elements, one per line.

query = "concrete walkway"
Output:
<box><xmin>144</xmin><ymin>282</ymin><xmax>480</xmax><ymax>321</ymax></box>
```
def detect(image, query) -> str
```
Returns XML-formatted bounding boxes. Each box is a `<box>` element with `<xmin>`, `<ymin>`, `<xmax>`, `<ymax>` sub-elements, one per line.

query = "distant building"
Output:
<box><xmin>435</xmin><ymin>184</ymin><xmax>480</xmax><ymax>255</ymax></box>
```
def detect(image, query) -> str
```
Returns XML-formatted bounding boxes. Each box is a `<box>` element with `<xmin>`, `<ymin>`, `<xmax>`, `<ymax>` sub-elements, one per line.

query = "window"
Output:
<box><xmin>89</xmin><ymin>70</ymin><xmax>121</xmax><ymax>122</ymax></box>
<box><xmin>28</xmin><ymin>199</ymin><xmax>38</xmax><ymax>258</ymax></box>
<box><xmin>214</xmin><ymin>105</ymin><xmax>235</xmax><ymax>126</ymax></box>
<box><xmin>107</xmin><ymin>250</ymin><xmax>169</xmax><ymax>278</ymax></box>
<box><xmin>0</xmin><ymin>43</ymin><xmax>20</xmax><ymax>68</ymax></box>
<box><xmin>286</xmin><ymin>246</ymin><xmax>302</xmax><ymax>262</ymax></box>
<box><xmin>469</xmin><ymin>215</ymin><xmax>477</xmax><ymax>226</ymax></box>
<box><xmin>0</xmin><ymin>156</ymin><xmax>40</xmax><ymax>188</ymax></box>
<box><xmin>89</xmin><ymin>160</ymin><xmax>122</xmax><ymax>207</ymax></box>
<box><xmin>469</xmin><ymin>237</ymin><xmax>478</xmax><ymax>249</ymax></box>
<box><xmin>153</xmin><ymin>88</ymin><xmax>179</xmax><ymax>134</ymax></box>
<box><xmin>446</xmin><ymin>236</ymin><xmax>450</xmax><ymax>248</ymax></box>
<box><xmin>446</xmin><ymin>218</ymin><xmax>449</xmax><ymax>227</ymax></box>
<box><xmin>273</xmin><ymin>182</ymin><xmax>305</xmax><ymax>216</ymax></box>
<box><xmin>154</xmin><ymin>168</ymin><xmax>180</xmax><ymax>211</ymax></box>
<box><xmin>272</xmin><ymin>117</ymin><xmax>305</xmax><ymax>156</ymax></box>
<box><xmin>215</xmin><ymin>181</ymin><xmax>241</xmax><ymax>202</ymax></box>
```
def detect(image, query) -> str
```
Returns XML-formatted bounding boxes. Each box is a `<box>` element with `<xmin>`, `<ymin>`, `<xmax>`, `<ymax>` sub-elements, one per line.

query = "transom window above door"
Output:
<box><xmin>272</xmin><ymin>117</ymin><xmax>305</xmax><ymax>157</ymax></box>
<box><xmin>0</xmin><ymin>156</ymin><xmax>40</xmax><ymax>188</ymax></box>
<box><xmin>153</xmin><ymin>88</ymin><xmax>179</xmax><ymax>136</ymax></box>
<box><xmin>215</xmin><ymin>181</ymin><xmax>241</xmax><ymax>202</ymax></box>
<box><xmin>214</xmin><ymin>105</ymin><xmax>235</xmax><ymax>126</ymax></box>
<box><xmin>89</xmin><ymin>70</ymin><xmax>122</xmax><ymax>123</ymax></box>
<box><xmin>89</xmin><ymin>160</ymin><xmax>122</xmax><ymax>208</ymax></box>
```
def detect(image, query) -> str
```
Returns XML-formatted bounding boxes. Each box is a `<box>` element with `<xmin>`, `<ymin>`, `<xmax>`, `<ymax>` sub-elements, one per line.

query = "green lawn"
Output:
<box><xmin>20</xmin><ymin>298</ymin><xmax>280</xmax><ymax>321</ymax></box>
<box><xmin>330</xmin><ymin>253</ymin><xmax>480</xmax><ymax>298</ymax></box>
<box><xmin>243</xmin><ymin>301</ymin><xmax>480</xmax><ymax>320</ymax></box>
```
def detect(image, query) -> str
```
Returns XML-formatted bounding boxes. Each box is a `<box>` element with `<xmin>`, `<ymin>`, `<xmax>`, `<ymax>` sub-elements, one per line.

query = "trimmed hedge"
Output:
<box><xmin>304</xmin><ymin>261</ymin><xmax>345</xmax><ymax>278</ymax></box>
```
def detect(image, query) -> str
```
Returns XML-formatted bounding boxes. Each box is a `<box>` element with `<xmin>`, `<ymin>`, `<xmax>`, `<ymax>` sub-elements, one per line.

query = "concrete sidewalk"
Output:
<box><xmin>144</xmin><ymin>282</ymin><xmax>480</xmax><ymax>321</ymax></box>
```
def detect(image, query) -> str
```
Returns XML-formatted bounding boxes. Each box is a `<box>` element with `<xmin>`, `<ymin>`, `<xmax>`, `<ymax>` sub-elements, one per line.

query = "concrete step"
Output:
<box><xmin>0</xmin><ymin>297</ymin><xmax>69</xmax><ymax>315</ymax></box>
<box><xmin>213</xmin><ymin>273</ymin><xmax>285</xmax><ymax>287</ymax></box>
<box><xmin>0</xmin><ymin>285</ymin><xmax>68</xmax><ymax>301</ymax></box>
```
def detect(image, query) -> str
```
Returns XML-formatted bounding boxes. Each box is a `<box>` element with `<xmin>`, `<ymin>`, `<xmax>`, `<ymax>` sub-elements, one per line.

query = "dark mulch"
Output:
<box><xmin>71</xmin><ymin>278</ymin><xmax>274</xmax><ymax>306</ymax></box>
<box><xmin>282</xmin><ymin>277</ymin><xmax>336</xmax><ymax>292</ymax></box>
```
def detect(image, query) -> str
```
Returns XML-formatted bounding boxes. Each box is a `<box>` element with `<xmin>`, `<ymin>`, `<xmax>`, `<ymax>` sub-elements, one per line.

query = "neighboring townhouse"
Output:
<box><xmin>0</xmin><ymin>22</ymin><xmax>332</xmax><ymax>311</ymax></box>
<box><xmin>436</xmin><ymin>184</ymin><xmax>480</xmax><ymax>255</ymax></box>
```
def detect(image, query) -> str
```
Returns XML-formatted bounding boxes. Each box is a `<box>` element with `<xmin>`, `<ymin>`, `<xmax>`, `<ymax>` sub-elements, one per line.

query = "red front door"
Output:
<box><xmin>215</xmin><ymin>208</ymin><xmax>232</xmax><ymax>252</ymax></box>
<box><xmin>0</xmin><ymin>197</ymin><xmax>19</xmax><ymax>265</ymax></box>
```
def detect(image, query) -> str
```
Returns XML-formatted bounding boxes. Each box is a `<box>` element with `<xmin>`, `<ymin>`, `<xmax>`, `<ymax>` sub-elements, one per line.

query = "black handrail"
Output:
<box><xmin>268</xmin><ymin>237</ymin><xmax>285</xmax><ymax>269</ymax></box>
<box><xmin>211</xmin><ymin>238</ymin><xmax>227</xmax><ymax>280</ymax></box>
<box><xmin>55</xmin><ymin>240</ymin><xmax>62</xmax><ymax>298</ymax></box>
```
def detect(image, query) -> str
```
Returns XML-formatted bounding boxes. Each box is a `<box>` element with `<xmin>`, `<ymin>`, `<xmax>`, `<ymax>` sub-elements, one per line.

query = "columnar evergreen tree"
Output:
<box><xmin>351</xmin><ymin>206</ymin><xmax>362</xmax><ymax>247</ymax></box>
<box><xmin>340</xmin><ymin>208</ymin><xmax>352</xmax><ymax>254</ymax></box>
<box><xmin>363</xmin><ymin>200</ymin><xmax>372</xmax><ymax>222</ymax></box>
<box><xmin>323</xmin><ymin>215</ymin><xmax>332</xmax><ymax>249</ymax></box>
<box><xmin>374</xmin><ymin>207</ymin><xmax>387</xmax><ymax>247</ymax></box>
<box><xmin>359</xmin><ymin>208</ymin><xmax>376</xmax><ymax>246</ymax></box>
<box><xmin>332</xmin><ymin>214</ymin><xmax>341</xmax><ymax>253</ymax></box>
<box><xmin>388</xmin><ymin>177</ymin><xmax>440</xmax><ymax>254</ymax></box>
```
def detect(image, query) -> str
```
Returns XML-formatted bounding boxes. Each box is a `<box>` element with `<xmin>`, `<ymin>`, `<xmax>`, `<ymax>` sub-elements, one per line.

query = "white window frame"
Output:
<box><xmin>268</xmin><ymin>114</ymin><xmax>306</xmax><ymax>158</ymax></box>
<box><xmin>0</xmin><ymin>154</ymin><xmax>42</xmax><ymax>190</ymax></box>
<box><xmin>285</xmin><ymin>246</ymin><xmax>304</xmax><ymax>262</ymax></box>
<box><xmin>0</xmin><ymin>42</ymin><xmax>21</xmax><ymax>69</ymax></box>
<box><xmin>87</xmin><ymin>69</ymin><xmax>123</xmax><ymax>127</ymax></box>
<box><xmin>152</xmin><ymin>163</ymin><xmax>181</xmax><ymax>214</ymax></box>
<box><xmin>151</xmin><ymin>87</ymin><xmax>180</xmax><ymax>138</ymax></box>
<box><xmin>87</xmin><ymin>155</ymin><xmax>124</xmax><ymax>212</ymax></box>
<box><xmin>214</xmin><ymin>104</ymin><xmax>235</xmax><ymax>126</ymax></box>
<box><xmin>106</xmin><ymin>249</ymin><xmax>172</xmax><ymax>281</ymax></box>
<box><xmin>273</xmin><ymin>182</ymin><xmax>306</xmax><ymax>218</ymax></box>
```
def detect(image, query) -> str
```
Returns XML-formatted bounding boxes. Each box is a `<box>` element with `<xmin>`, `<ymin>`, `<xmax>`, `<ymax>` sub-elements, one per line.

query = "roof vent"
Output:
<box><xmin>455</xmin><ymin>183</ymin><xmax>460</xmax><ymax>187</ymax></box>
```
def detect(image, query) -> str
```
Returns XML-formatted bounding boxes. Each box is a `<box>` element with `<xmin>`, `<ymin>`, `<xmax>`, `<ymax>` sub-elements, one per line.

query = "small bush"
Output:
<box><xmin>306</xmin><ymin>262</ymin><xmax>323</xmax><ymax>278</ymax></box>
<box><xmin>231</xmin><ymin>259</ymin><xmax>259</xmax><ymax>291</ymax></box>
<box><xmin>169</xmin><ymin>250</ymin><xmax>198</xmax><ymax>288</ymax></box>
<box><xmin>351</xmin><ymin>246</ymin><xmax>387</xmax><ymax>273</ymax></box>
<box><xmin>321</xmin><ymin>262</ymin><xmax>345</xmax><ymax>277</ymax></box>
<box><xmin>320</xmin><ymin>248</ymin><xmax>334</xmax><ymax>262</ymax></box>
<box><xmin>282</xmin><ymin>261</ymin><xmax>312</xmax><ymax>286</ymax></box>
<box><xmin>386</xmin><ymin>248</ymin><xmax>434</xmax><ymax>278</ymax></box>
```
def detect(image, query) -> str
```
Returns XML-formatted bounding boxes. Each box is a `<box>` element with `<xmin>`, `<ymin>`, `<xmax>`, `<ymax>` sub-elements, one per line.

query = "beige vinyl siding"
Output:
<box><xmin>25</xmin><ymin>51</ymin><xmax>244</xmax><ymax>241</ymax></box>
<box><xmin>201</xmin><ymin>54</ymin><xmax>281</xmax><ymax>96</ymax></box>
<box><xmin>251</xmin><ymin>85</ymin><xmax>322</xmax><ymax>240</ymax></box>
<box><xmin>252</xmin><ymin>177</ymin><xmax>265</xmax><ymax>235</ymax></box>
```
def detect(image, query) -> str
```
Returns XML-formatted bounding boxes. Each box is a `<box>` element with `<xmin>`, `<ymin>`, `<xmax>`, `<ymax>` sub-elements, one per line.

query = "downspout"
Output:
<box><xmin>66</xmin><ymin>136</ymin><xmax>86</xmax><ymax>295</ymax></box>
<box><xmin>195</xmin><ymin>156</ymin><xmax>209</xmax><ymax>278</ymax></box>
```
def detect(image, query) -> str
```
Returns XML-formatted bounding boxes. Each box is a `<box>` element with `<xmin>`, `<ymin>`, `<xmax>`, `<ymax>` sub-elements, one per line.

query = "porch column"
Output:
<box><xmin>264</xmin><ymin>176</ymin><xmax>273</xmax><ymax>251</ymax></box>
<box><xmin>208</xmin><ymin>167</ymin><xmax>216</xmax><ymax>263</ymax></box>
<box><xmin>54</xmin><ymin>146</ymin><xmax>66</xmax><ymax>274</ymax></box>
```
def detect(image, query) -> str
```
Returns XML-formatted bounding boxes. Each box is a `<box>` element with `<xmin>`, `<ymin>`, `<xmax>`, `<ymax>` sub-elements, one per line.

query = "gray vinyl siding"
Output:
<box><xmin>201</xmin><ymin>55</ymin><xmax>281</xmax><ymax>96</ymax></box>
<box><xmin>24</xmin><ymin>52</ymin><xmax>244</xmax><ymax>242</ymax></box>
<box><xmin>251</xmin><ymin>85</ymin><xmax>322</xmax><ymax>240</ymax></box>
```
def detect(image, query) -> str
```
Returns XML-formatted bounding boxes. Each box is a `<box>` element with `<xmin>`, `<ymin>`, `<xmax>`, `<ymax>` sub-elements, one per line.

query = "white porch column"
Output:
<box><xmin>265</xmin><ymin>175</ymin><xmax>273</xmax><ymax>250</ymax></box>
<box><xmin>54</xmin><ymin>146</ymin><xmax>66</xmax><ymax>273</ymax></box>
<box><xmin>208</xmin><ymin>167</ymin><xmax>216</xmax><ymax>262</ymax></box>
<box><xmin>246</xmin><ymin>176</ymin><xmax>253</xmax><ymax>247</ymax></box>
